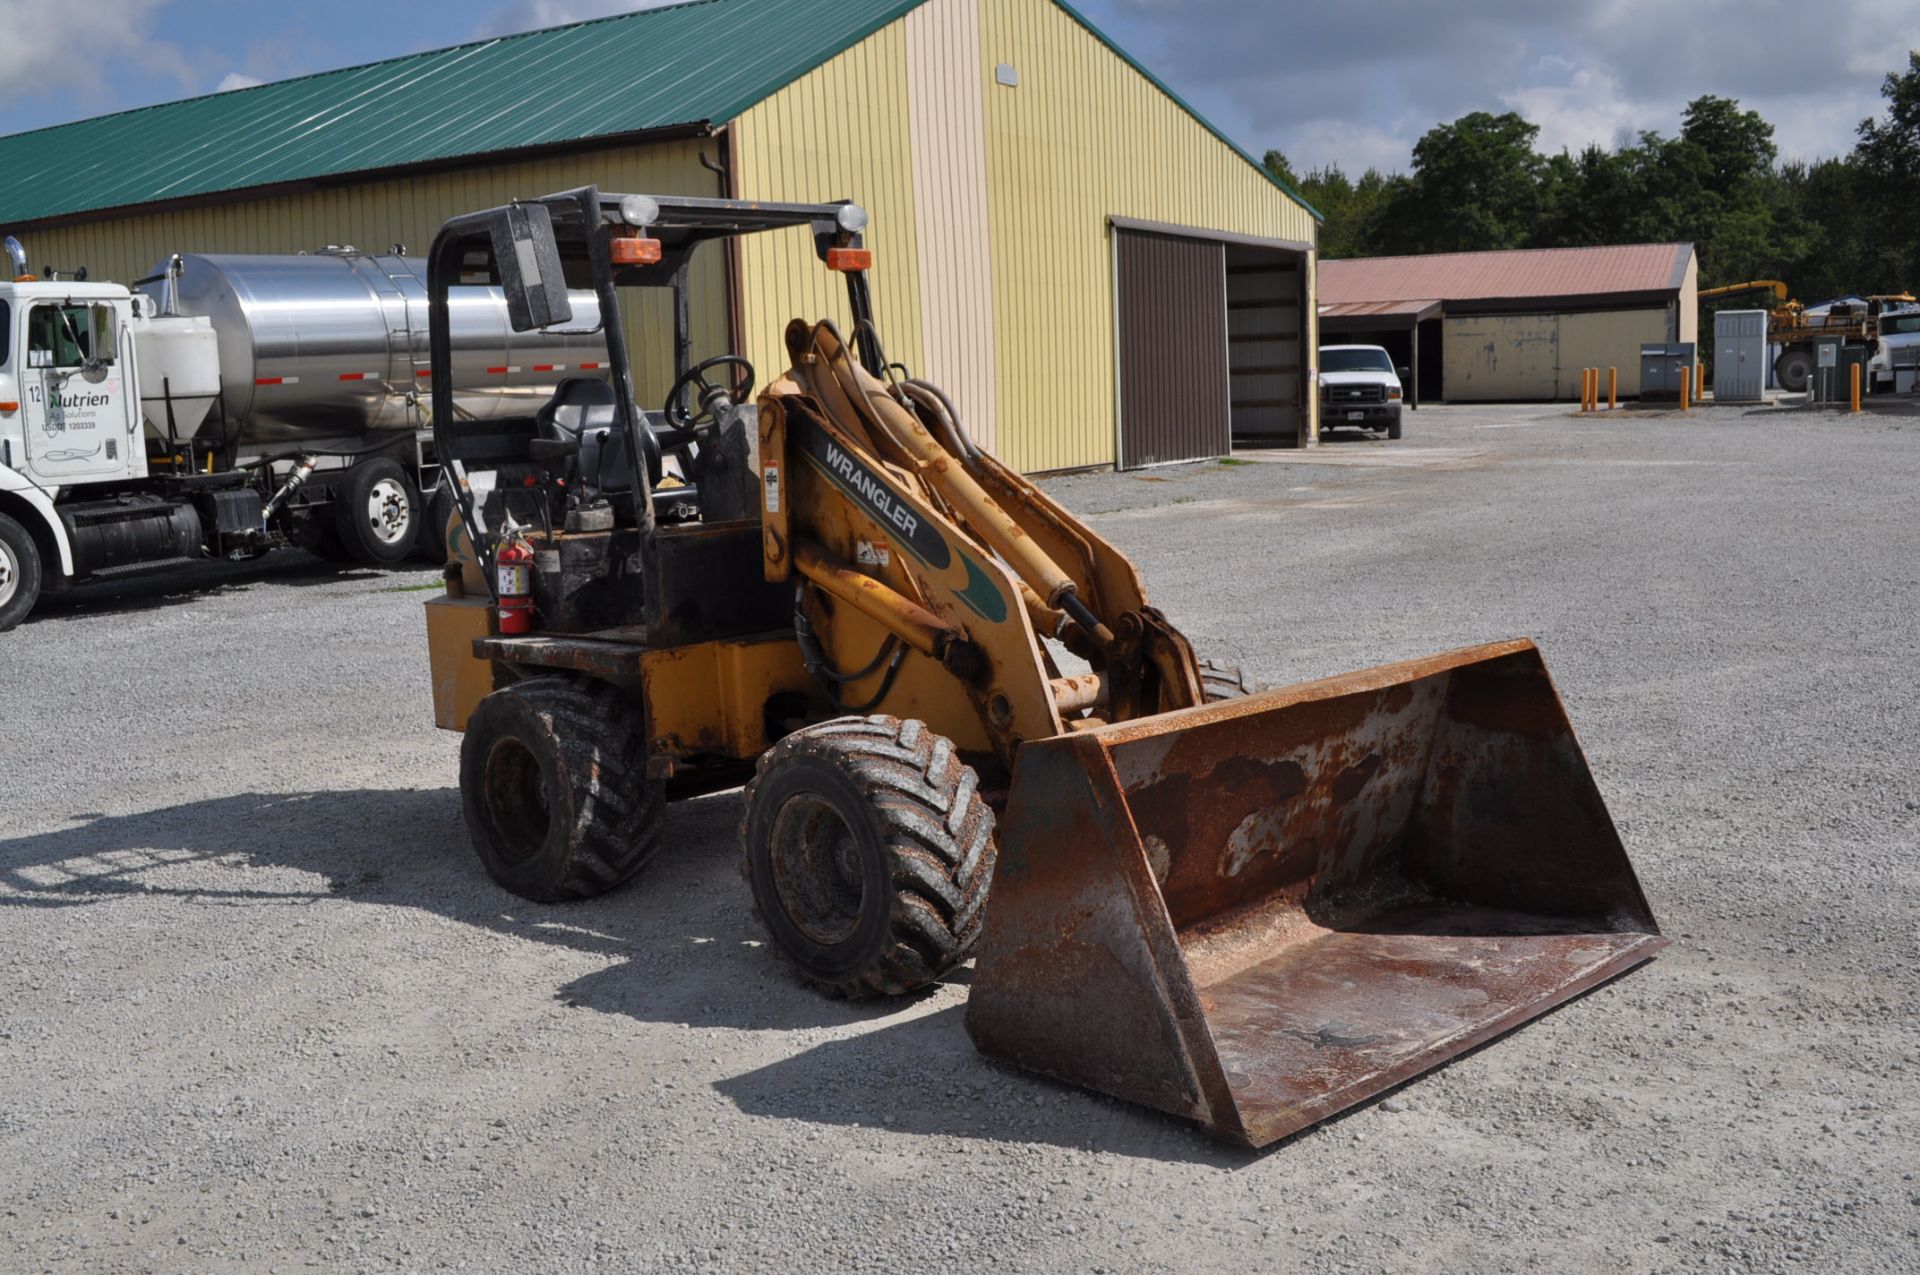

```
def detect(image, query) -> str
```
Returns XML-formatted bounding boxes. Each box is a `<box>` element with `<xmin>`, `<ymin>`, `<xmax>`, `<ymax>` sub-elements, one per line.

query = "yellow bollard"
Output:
<box><xmin>1851</xmin><ymin>362</ymin><xmax>1862</xmax><ymax>413</ymax></box>
<box><xmin>1579</xmin><ymin>368</ymin><xmax>1589</xmax><ymax>412</ymax></box>
<box><xmin>1587</xmin><ymin>367</ymin><xmax>1598</xmax><ymax>412</ymax></box>
<box><xmin>1678</xmin><ymin>366</ymin><xmax>1690</xmax><ymax>413</ymax></box>
<box><xmin>1608</xmin><ymin>367</ymin><xmax>1618</xmax><ymax>409</ymax></box>
<box><xmin>1695</xmin><ymin>361</ymin><xmax>1705</xmax><ymax>401</ymax></box>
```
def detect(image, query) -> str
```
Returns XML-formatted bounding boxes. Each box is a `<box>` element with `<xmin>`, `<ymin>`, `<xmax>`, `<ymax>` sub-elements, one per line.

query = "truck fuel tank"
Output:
<box><xmin>136</xmin><ymin>250</ymin><xmax>606</xmax><ymax>450</ymax></box>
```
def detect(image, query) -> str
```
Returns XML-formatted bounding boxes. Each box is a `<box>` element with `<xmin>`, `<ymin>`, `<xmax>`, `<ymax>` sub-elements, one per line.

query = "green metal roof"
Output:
<box><xmin>0</xmin><ymin>0</ymin><xmax>1318</xmax><ymax>228</ymax></box>
<box><xmin>0</xmin><ymin>0</ymin><xmax>920</xmax><ymax>226</ymax></box>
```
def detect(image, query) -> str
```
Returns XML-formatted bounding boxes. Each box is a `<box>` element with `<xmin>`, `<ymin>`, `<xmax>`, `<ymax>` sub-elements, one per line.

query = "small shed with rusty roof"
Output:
<box><xmin>1319</xmin><ymin>243</ymin><xmax>1696</xmax><ymax>403</ymax></box>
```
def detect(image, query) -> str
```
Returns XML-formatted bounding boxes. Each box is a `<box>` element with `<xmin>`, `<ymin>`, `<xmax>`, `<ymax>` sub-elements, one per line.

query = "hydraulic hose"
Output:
<box><xmin>793</xmin><ymin>583</ymin><xmax>907</xmax><ymax>714</ymax></box>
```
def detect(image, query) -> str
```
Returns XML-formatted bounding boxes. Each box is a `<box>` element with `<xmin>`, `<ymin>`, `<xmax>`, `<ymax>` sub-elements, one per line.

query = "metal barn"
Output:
<box><xmin>0</xmin><ymin>0</ymin><xmax>1322</xmax><ymax>470</ymax></box>
<box><xmin>1318</xmin><ymin>244</ymin><xmax>1698</xmax><ymax>402</ymax></box>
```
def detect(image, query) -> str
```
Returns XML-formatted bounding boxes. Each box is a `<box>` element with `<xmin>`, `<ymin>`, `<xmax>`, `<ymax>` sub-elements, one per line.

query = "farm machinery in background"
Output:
<box><xmin>1699</xmin><ymin>278</ymin><xmax>1919</xmax><ymax>393</ymax></box>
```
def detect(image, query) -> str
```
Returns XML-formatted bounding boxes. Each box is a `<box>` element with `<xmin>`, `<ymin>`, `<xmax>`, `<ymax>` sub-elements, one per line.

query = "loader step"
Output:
<box><xmin>1199</xmin><ymin>904</ymin><xmax>1664</xmax><ymax>1146</ymax></box>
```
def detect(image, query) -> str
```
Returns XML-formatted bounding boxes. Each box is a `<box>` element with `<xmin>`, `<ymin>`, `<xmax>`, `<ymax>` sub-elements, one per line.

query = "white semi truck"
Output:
<box><xmin>0</xmin><ymin>234</ymin><xmax>603</xmax><ymax>630</ymax></box>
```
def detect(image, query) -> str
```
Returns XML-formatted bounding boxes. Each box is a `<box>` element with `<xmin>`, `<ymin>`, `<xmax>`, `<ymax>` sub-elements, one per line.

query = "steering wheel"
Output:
<box><xmin>664</xmin><ymin>355</ymin><xmax>756</xmax><ymax>436</ymax></box>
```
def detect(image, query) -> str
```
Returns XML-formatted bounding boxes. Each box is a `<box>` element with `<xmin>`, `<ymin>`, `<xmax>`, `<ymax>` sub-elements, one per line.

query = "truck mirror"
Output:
<box><xmin>487</xmin><ymin>202</ymin><xmax>572</xmax><ymax>332</ymax></box>
<box><xmin>1395</xmin><ymin>366</ymin><xmax>1410</xmax><ymax>380</ymax></box>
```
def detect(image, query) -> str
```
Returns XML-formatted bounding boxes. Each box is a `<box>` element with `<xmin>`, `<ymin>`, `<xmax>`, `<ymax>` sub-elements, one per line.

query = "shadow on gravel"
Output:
<box><xmin>22</xmin><ymin>553</ymin><xmax>432</xmax><ymax>625</ymax></box>
<box><xmin>0</xmin><ymin>788</ymin><xmax>1406</xmax><ymax>1158</ymax></box>
<box><xmin>713</xmin><ymin>1004</ymin><xmax>1250</xmax><ymax>1165</ymax></box>
<box><xmin>0</xmin><ymin>786</ymin><xmax>900</xmax><ymax>1032</ymax></box>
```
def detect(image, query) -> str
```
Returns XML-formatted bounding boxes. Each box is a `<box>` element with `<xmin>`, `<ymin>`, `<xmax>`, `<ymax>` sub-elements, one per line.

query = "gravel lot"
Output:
<box><xmin>3</xmin><ymin>399</ymin><xmax>1916</xmax><ymax>1273</ymax></box>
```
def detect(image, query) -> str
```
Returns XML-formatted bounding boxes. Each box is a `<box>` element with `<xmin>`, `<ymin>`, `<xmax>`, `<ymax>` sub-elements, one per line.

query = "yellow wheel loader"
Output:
<box><xmin>422</xmin><ymin>189</ymin><xmax>1665</xmax><ymax>1147</ymax></box>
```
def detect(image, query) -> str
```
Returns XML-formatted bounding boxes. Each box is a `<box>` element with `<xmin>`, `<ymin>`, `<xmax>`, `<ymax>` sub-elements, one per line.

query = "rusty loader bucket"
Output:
<box><xmin>965</xmin><ymin>640</ymin><xmax>1664</xmax><ymax>1147</ymax></box>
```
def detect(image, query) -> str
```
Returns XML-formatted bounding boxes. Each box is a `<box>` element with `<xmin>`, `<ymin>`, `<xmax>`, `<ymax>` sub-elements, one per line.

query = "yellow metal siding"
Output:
<box><xmin>1444</xmin><ymin>308</ymin><xmax>1671</xmax><ymax>400</ymax></box>
<box><xmin>1442</xmin><ymin>314</ymin><xmax>1562</xmax><ymax>401</ymax></box>
<box><xmin>905</xmin><ymin>0</ymin><xmax>1000</xmax><ymax>453</ymax></box>
<box><xmin>1559</xmin><ymin>309</ymin><xmax>1669</xmax><ymax>398</ymax></box>
<box><xmin>980</xmin><ymin>0</ymin><xmax>1317</xmax><ymax>471</ymax></box>
<box><xmin>1677</xmin><ymin>253</ymin><xmax>1699</xmax><ymax>345</ymax></box>
<box><xmin>20</xmin><ymin>141</ymin><xmax>731</xmax><ymax>404</ymax></box>
<box><xmin>732</xmin><ymin>19</ymin><xmax>926</xmax><ymax>397</ymax></box>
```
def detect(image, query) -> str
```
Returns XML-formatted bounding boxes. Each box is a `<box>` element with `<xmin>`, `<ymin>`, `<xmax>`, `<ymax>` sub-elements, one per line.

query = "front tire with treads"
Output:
<box><xmin>459</xmin><ymin>676</ymin><xmax>664</xmax><ymax>902</ymax></box>
<box><xmin>742</xmin><ymin>716</ymin><xmax>995</xmax><ymax>999</ymax></box>
<box><xmin>1199</xmin><ymin>658</ymin><xmax>1257</xmax><ymax>702</ymax></box>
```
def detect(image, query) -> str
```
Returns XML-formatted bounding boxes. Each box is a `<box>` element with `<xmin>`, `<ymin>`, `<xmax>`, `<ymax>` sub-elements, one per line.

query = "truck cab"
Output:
<box><xmin>1868</xmin><ymin>303</ymin><xmax>1920</xmax><ymax>395</ymax></box>
<box><xmin>0</xmin><ymin>281</ymin><xmax>146</xmax><ymax>489</ymax></box>
<box><xmin>0</xmin><ymin>273</ymin><xmax>156</xmax><ymax>628</ymax></box>
<box><xmin>1318</xmin><ymin>343</ymin><xmax>1405</xmax><ymax>439</ymax></box>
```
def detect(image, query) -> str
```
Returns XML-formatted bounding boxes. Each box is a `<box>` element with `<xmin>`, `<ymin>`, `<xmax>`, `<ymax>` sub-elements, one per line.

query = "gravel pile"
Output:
<box><xmin>2</xmin><ymin>401</ymin><xmax>1915</xmax><ymax>1273</ymax></box>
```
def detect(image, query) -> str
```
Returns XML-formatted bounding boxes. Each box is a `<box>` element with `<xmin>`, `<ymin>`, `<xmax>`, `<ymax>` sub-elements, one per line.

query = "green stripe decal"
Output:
<box><xmin>796</xmin><ymin>432</ymin><xmax>1008</xmax><ymax>625</ymax></box>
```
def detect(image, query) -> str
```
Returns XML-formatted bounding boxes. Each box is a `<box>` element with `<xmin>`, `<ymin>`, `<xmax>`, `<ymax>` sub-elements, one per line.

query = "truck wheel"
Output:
<box><xmin>459</xmin><ymin>676</ymin><xmax>664</xmax><ymax>903</ymax></box>
<box><xmin>333</xmin><ymin>457</ymin><xmax>420</xmax><ymax>566</ymax></box>
<box><xmin>0</xmin><ymin>513</ymin><xmax>44</xmax><ymax>633</ymax></box>
<box><xmin>741</xmin><ymin>716</ymin><xmax>995</xmax><ymax>999</ymax></box>
<box><xmin>414</xmin><ymin>482</ymin><xmax>455</xmax><ymax>565</ymax></box>
<box><xmin>1775</xmin><ymin>349</ymin><xmax>1812</xmax><ymax>393</ymax></box>
<box><xmin>1199</xmin><ymin>658</ymin><xmax>1257</xmax><ymax>702</ymax></box>
<box><xmin>1387</xmin><ymin>414</ymin><xmax>1403</xmax><ymax>440</ymax></box>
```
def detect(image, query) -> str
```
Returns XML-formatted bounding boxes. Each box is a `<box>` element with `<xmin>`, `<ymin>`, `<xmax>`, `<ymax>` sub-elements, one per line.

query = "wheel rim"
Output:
<box><xmin>0</xmin><ymin>539</ymin><xmax>15</xmax><ymax>609</ymax></box>
<box><xmin>365</xmin><ymin>477</ymin><xmax>412</xmax><ymax>546</ymax></box>
<box><xmin>769</xmin><ymin>792</ymin><xmax>866</xmax><ymax>946</ymax></box>
<box><xmin>482</xmin><ymin>737</ymin><xmax>551</xmax><ymax>863</ymax></box>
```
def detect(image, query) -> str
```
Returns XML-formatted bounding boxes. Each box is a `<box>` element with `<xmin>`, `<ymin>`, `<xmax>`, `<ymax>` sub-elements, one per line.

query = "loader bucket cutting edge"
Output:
<box><xmin>964</xmin><ymin>639</ymin><xmax>1665</xmax><ymax>1147</ymax></box>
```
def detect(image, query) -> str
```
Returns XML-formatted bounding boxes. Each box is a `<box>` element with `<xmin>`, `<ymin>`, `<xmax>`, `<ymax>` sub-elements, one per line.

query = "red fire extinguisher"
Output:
<box><xmin>495</xmin><ymin>533</ymin><xmax>535</xmax><ymax>634</ymax></box>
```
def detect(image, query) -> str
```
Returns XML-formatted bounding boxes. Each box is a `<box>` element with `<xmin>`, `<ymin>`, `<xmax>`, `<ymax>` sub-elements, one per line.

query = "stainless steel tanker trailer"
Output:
<box><xmin>0</xmin><ymin>235</ymin><xmax>605</xmax><ymax>630</ymax></box>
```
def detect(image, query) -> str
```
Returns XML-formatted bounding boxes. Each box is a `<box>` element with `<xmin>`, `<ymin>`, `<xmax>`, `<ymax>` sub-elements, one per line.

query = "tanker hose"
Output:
<box><xmin>260</xmin><ymin>455</ymin><xmax>319</xmax><ymax>527</ymax></box>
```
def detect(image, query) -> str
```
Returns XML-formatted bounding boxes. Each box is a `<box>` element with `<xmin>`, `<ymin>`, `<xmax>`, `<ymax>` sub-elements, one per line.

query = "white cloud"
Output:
<box><xmin>1282</xmin><ymin>118</ymin><xmax>1424</xmax><ymax>177</ymax></box>
<box><xmin>0</xmin><ymin>0</ymin><xmax>195</xmax><ymax>109</ymax></box>
<box><xmin>1501</xmin><ymin>65</ymin><xmax>1670</xmax><ymax>158</ymax></box>
<box><xmin>216</xmin><ymin>72</ymin><xmax>264</xmax><ymax>92</ymax></box>
<box><xmin>469</xmin><ymin>0</ymin><xmax>679</xmax><ymax>40</ymax></box>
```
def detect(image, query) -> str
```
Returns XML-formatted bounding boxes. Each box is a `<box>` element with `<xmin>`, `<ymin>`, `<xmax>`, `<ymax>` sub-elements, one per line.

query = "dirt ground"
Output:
<box><xmin>2</xmin><ymin>399</ymin><xmax>1915</xmax><ymax>1273</ymax></box>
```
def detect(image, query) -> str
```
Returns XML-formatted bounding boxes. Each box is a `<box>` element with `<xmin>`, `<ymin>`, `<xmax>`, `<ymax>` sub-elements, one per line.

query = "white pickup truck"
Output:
<box><xmin>1318</xmin><ymin>344</ymin><xmax>1405</xmax><ymax>439</ymax></box>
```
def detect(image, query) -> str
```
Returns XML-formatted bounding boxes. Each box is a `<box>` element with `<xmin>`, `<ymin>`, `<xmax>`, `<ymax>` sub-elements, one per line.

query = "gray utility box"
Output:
<box><xmin>1713</xmin><ymin>310</ymin><xmax>1768</xmax><ymax>402</ymax></box>
<box><xmin>1810</xmin><ymin>338</ymin><xmax>1870</xmax><ymax>403</ymax></box>
<box><xmin>1640</xmin><ymin>342</ymin><xmax>1695</xmax><ymax>401</ymax></box>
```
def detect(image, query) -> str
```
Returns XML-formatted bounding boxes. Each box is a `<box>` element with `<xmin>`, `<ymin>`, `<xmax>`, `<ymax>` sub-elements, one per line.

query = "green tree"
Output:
<box><xmin>1374</xmin><ymin>112</ymin><xmax>1546</xmax><ymax>253</ymax></box>
<box><xmin>1681</xmin><ymin>95</ymin><xmax>1777</xmax><ymax>190</ymax></box>
<box><xmin>1853</xmin><ymin>51</ymin><xmax>1920</xmax><ymax>286</ymax></box>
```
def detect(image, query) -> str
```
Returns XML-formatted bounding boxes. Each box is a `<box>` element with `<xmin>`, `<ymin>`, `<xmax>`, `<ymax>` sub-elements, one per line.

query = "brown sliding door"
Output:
<box><xmin>1114</xmin><ymin>228</ymin><xmax>1230</xmax><ymax>468</ymax></box>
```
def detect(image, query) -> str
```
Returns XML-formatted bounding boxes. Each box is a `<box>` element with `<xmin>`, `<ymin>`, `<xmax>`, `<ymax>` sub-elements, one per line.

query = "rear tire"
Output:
<box><xmin>300</xmin><ymin>514</ymin><xmax>355</xmax><ymax>563</ymax></box>
<box><xmin>333</xmin><ymin>457</ymin><xmax>420</xmax><ymax>566</ymax></box>
<box><xmin>741</xmin><ymin>716</ymin><xmax>995</xmax><ymax>998</ymax></box>
<box><xmin>0</xmin><ymin>513</ymin><xmax>44</xmax><ymax>633</ymax></box>
<box><xmin>459</xmin><ymin>676</ymin><xmax>664</xmax><ymax>902</ymax></box>
<box><xmin>415</xmin><ymin>481</ymin><xmax>454</xmax><ymax>565</ymax></box>
<box><xmin>1776</xmin><ymin>348</ymin><xmax>1813</xmax><ymax>394</ymax></box>
<box><xmin>1199</xmin><ymin>658</ymin><xmax>1257</xmax><ymax>702</ymax></box>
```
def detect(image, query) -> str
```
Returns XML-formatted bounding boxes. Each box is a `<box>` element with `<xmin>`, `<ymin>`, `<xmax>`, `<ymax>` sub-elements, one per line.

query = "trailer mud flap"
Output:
<box><xmin>965</xmin><ymin>639</ymin><xmax>1665</xmax><ymax>1147</ymax></box>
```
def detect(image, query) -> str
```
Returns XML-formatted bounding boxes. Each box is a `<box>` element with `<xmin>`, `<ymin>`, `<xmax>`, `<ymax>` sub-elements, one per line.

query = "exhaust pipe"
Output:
<box><xmin>3</xmin><ymin>235</ymin><xmax>26</xmax><ymax>282</ymax></box>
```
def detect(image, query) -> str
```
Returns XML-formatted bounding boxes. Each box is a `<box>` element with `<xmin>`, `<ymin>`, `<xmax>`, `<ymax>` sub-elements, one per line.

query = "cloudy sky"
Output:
<box><xmin>0</xmin><ymin>0</ymin><xmax>1913</xmax><ymax>173</ymax></box>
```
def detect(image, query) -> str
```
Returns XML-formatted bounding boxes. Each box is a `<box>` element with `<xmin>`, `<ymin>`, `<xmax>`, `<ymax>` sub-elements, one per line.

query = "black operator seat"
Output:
<box><xmin>534</xmin><ymin>376</ymin><xmax>702</xmax><ymax>522</ymax></box>
<box><xmin>536</xmin><ymin>376</ymin><xmax>635</xmax><ymax>492</ymax></box>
